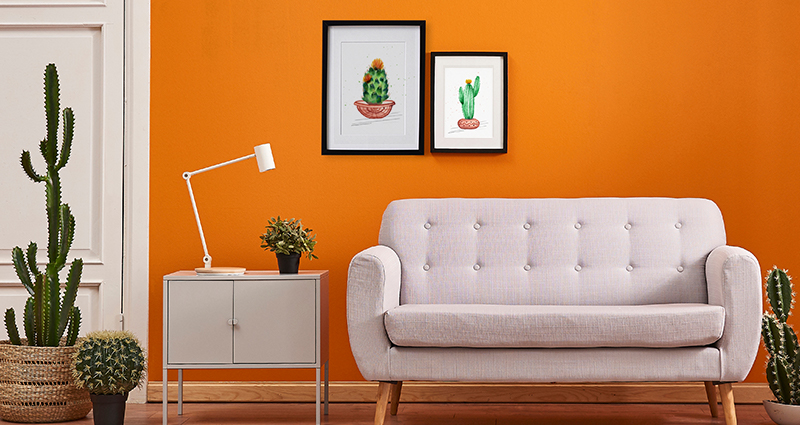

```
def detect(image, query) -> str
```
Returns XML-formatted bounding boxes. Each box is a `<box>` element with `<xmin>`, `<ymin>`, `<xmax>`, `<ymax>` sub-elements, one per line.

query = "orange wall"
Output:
<box><xmin>150</xmin><ymin>1</ymin><xmax>800</xmax><ymax>383</ymax></box>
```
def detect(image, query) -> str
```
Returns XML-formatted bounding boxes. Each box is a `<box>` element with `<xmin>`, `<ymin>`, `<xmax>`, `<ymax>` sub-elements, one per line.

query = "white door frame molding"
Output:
<box><xmin>123</xmin><ymin>0</ymin><xmax>150</xmax><ymax>404</ymax></box>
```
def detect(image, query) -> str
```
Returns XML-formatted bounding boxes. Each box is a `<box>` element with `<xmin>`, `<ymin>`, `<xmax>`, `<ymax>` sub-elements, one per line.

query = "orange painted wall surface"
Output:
<box><xmin>150</xmin><ymin>1</ymin><xmax>800</xmax><ymax>383</ymax></box>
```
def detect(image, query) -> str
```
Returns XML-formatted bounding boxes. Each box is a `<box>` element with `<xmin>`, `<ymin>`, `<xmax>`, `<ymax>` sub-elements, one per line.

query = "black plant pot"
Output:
<box><xmin>276</xmin><ymin>253</ymin><xmax>301</xmax><ymax>274</ymax></box>
<box><xmin>90</xmin><ymin>393</ymin><xmax>128</xmax><ymax>425</ymax></box>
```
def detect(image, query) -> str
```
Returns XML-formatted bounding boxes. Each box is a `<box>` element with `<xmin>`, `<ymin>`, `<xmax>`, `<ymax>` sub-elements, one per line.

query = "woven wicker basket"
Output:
<box><xmin>0</xmin><ymin>339</ymin><xmax>91</xmax><ymax>423</ymax></box>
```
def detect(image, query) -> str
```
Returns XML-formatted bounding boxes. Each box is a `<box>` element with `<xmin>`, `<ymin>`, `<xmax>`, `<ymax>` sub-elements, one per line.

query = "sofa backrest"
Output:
<box><xmin>379</xmin><ymin>198</ymin><xmax>726</xmax><ymax>306</ymax></box>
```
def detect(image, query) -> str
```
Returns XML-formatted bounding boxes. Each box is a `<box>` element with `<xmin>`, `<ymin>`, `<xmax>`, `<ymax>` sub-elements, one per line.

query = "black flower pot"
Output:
<box><xmin>90</xmin><ymin>393</ymin><xmax>128</xmax><ymax>425</ymax></box>
<box><xmin>276</xmin><ymin>253</ymin><xmax>301</xmax><ymax>274</ymax></box>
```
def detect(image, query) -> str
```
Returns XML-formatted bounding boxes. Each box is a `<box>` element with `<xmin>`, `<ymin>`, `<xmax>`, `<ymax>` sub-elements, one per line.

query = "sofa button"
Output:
<box><xmin>423</xmin><ymin>264</ymin><xmax>430</xmax><ymax>271</ymax></box>
<box><xmin>424</xmin><ymin>222</ymin><xmax>431</xmax><ymax>229</ymax></box>
<box><xmin>473</xmin><ymin>264</ymin><xmax>481</xmax><ymax>271</ymax></box>
<box><xmin>575</xmin><ymin>265</ymin><xmax>582</xmax><ymax>271</ymax></box>
<box><xmin>473</xmin><ymin>223</ymin><xmax>481</xmax><ymax>230</ymax></box>
<box><xmin>624</xmin><ymin>223</ymin><xmax>632</xmax><ymax>230</ymax></box>
<box><xmin>677</xmin><ymin>266</ymin><xmax>684</xmax><ymax>272</ymax></box>
<box><xmin>675</xmin><ymin>222</ymin><xmax>683</xmax><ymax>229</ymax></box>
<box><xmin>574</xmin><ymin>223</ymin><xmax>582</xmax><ymax>229</ymax></box>
<box><xmin>523</xmin><ymin>223</ymin><xmax>531</xmax><ymax>230</ymax></box>
<box><xmin>523</xmin><ymin>265</ymin><xmax>532</xmax><ymax>271</ymax></box>
<box><xmin>626</xmin><ymin>265</ymin><xmax>633</xmax><ymax>272</ymax></box>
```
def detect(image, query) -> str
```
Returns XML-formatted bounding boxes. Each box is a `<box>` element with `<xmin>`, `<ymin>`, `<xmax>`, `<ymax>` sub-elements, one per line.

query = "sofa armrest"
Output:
<box><xmin>706</xmin><ymin>245</ymin><xmax>762</xmax><ymax>382</ymax></box>
<box><xmin>347</xmin><ymin>245</ymin><xmax>401</xmax><ymax>381</ymax></box>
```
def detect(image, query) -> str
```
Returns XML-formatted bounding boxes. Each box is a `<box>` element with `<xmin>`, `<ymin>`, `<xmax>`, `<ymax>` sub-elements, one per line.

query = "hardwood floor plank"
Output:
<box><xmin>0</xmin><ymin>402</ymin><xmax>776</xmax><ymax>425</ymax></box>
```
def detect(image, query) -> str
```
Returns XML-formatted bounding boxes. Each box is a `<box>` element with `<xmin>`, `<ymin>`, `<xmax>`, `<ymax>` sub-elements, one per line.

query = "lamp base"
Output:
<box><xmin>195</xmin><ymin>267</ymin><xmax>246</xmax><ymax>276</ymax></box>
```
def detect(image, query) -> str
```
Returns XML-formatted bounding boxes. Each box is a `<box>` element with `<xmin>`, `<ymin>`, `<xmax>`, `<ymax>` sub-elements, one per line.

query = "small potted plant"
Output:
<box><xmin>259</xmin><ymin>216</ymin><xmax>318</xmax><ymax>274</ymax></box>
<box><xmin>72</xmin><ymin>331</ymin><xmax>146</xmax><ymax>425</ymax></box>
<box><xmin>762</xmin><ymin>266</ymin><xmax>800</xmax><ymax>424</ymax></box>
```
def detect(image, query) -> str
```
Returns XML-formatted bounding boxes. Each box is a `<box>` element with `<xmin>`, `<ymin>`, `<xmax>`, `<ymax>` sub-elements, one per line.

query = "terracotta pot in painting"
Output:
<box><xmin>458</xmin><ymin>118</ymin><xmax>480</xmax><ymax>129</ymax></box>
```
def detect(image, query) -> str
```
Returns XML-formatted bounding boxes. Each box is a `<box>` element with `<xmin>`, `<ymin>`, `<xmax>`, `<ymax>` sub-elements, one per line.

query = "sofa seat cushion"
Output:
<box><xmin>384</xmin><ymin>303</ymin><xmax>725</xmax><ymax>348</ymax></box>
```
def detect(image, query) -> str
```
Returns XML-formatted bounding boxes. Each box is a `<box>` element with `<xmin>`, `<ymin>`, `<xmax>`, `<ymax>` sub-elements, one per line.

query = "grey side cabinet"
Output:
<box><xmin>162</xmin><ymin>270</ymin><xmax>329</xmax><ymax>424</ymax></box>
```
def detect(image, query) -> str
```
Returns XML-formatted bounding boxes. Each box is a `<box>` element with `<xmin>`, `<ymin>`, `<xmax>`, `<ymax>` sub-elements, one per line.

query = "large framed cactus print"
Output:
<box><xmin>431</xmin><ymin>52</ymin><xmax>508</xmax><ymax>153</ymax></box>
<box><xmin>322</xmin><ymin>20</ymin><xmax>425</xmax><ymax>155</ymax></box>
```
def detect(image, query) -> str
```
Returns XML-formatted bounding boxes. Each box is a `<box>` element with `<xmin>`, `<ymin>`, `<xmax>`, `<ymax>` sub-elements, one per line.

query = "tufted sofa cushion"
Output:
<box><xmin>384</xmin><ymin>303</ymin><xmax>725</xmax><ymax>348</ymax></box>
<box><xmin>379</xmin><ymin>198</ymin><xmax>726</xmax><ymax>306</ymax></box>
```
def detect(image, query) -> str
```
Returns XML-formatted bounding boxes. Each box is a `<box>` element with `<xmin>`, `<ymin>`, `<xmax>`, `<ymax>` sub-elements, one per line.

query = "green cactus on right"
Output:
<box><xmin>72</xmin><ymin>330</ymin><xmax>146</xmax><ymax>395</ymax></box>
<box><xmin>458</xmin><ymin>76</ymin><xmax>481</xmax><ymax>119</ymax></box>
<box><xmin>362</xmin><ymin>58</ymin><xmax>389</xmax><ymax>104</ymax></box>
<box><xmin>3</xmin><ymin>63</ymin><xmax>83</xmax><ymax>347</ymax></box>
<box><xmin>763</xmin><ymin>266</ymin><xmax>800</xmax><ymax>404</ymax></box>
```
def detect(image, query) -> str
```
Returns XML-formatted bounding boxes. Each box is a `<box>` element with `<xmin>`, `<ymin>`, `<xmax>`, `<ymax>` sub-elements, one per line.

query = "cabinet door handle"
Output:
<box><xmin>227</xmin><ymin>318</ymin><xmax>238</xmax><ymax>326</ymax></box>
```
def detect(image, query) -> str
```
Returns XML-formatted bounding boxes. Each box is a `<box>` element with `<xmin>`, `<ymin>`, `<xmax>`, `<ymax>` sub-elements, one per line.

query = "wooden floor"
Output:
<box><xmin>0</xmin><ymin>403</ymin><xmax>777</xmax><ymax>425</ymax></box>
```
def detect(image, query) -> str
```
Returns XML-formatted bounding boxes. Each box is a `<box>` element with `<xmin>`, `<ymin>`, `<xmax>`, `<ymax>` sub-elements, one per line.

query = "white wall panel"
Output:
<box><xmin>0</xmin><ymin>26</ymin><xmax>103</xmax><ymax>266</ymax></box>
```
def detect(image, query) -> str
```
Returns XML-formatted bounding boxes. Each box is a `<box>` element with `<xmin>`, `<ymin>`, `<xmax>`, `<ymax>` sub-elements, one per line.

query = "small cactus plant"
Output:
<box><xmin>3</xmin><ymin>63</ymin><xmax>83</xmax><ymax>347</ymax></box>
<box><xmin>762</xmin><ymin>266</ymin><xmax>800</xmax><ymax>404</ymax></box>
<box><xmin>362</xmin><ymin>58</ymin><xmax>389</xmax><ymax>104</ymax></box>
<box><xmin>458</xmin><ymin>76</ymin><xmax>481</xmax><ymax>120</ymax></box>
<box><xmin>72</xmin><ymin>330</ymin><xmax>146</xmax><ymax>395</ymax></box>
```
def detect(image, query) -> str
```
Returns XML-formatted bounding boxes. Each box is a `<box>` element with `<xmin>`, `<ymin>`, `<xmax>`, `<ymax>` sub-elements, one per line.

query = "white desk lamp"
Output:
<box><xmin>183</xmin><ymin>143</ymin><xmax>275</xmax><ymax>275</ymax></box>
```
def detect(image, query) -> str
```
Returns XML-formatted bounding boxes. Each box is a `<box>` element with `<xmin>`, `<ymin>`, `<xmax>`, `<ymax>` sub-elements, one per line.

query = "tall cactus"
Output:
<box><xmin>3</xmin><ymin>63</ymin><xmax>82</xmax><ymax>347</ymax></box>
<box><xmin>763</xmin><ymin>266</ymin><xmax>800</xmax><ymax>404</ymax></box>
<box><xmin>458</xmin><ymin>76</ymin><xmax>480</xmax><ymax>120</ymax></box>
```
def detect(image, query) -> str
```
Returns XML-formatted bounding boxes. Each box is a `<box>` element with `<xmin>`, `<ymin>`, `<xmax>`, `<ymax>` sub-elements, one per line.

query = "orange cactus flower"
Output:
<box><xmin>363</xmin><ymin>73</ymin><xmax>371</xmax><ymax>83</ymax></box>
<box><xmin>466</xmin><ymin>79</ymin><xmax>472</xmax><ymax>84</ymax></box>
<box><xmin>371</xmin><ymin>58</ymin><xmax>384</xmax><ymax>70</ymax></box>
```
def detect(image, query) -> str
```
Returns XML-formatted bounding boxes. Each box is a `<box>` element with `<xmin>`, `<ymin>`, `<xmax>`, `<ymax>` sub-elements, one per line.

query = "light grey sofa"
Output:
<box><xmin>347</xmin><ymin>198</ymin><xmax>761</xmax><ymax>425</ymax></box>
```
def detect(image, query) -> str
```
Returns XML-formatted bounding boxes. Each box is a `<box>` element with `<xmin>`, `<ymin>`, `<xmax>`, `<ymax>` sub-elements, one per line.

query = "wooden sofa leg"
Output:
<box><xmin>704</xmin><ymin>381</ymin><xmax>719</xmax><ymax>417</ymax></box>
<box><xmin>390</xmin><ymin>381</ymin><xmax>403</xmax><ymax>416</ymax></box>
<box><xmin>374</xmin><ymin>382</ymin><xmax>393</xmax><ymax>425</ymax></box>
<box><xmin>719</xmin><ymin>383</ymin><xmax>737</xmax><ymax>425</ymax></box>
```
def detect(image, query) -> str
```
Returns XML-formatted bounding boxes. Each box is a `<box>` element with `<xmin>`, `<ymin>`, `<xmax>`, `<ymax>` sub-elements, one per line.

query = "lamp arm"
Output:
<box><xmin>181</xmin><ymin>152</ymin><xmax>256</xmax><ymax>269</ymax></box>
<box><xmin>183</xmin><ymin>174</ymin><xmax>212</xmax><ymax>268</ymax></box>
<box><xmin>183</xmin><ymin>153</ymin><xmax>255</xmax><ymax>178</ymax></box>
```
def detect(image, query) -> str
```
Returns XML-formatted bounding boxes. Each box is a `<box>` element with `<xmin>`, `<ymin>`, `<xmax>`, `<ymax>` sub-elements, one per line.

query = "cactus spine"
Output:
<box><xmin>3</xmin><ymin>63</ymin><xmax>83</xmax><ymax>347</ymax></box>
<box><xmin>458</xmin><ymin>76</ymin><xmax>481</xmax><ymax>120</ymax></box>
<box><xmin>763</xmin><ymin>266</ymin><xmax>800</xmax><ymax>404</ymax></box>
<box><xmin>362</xmin><ymin>58</ymin><xmax>389</xmax><ymax>104</ymax></box>
<box><xmin>72</xmin><ymin>330</ymin><xmax>146</xmax><ymax>395</ymax></box>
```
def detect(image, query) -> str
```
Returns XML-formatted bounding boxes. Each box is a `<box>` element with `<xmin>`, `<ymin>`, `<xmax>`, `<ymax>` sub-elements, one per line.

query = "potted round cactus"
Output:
<box><xmin>457</xmin><ymin>76</ymin><xmax>480</xmax><ymax>129</ymax></box>
<box><xmin>259</xmin><ymin>216</ymin><xmax>318</xmax><ymax>274</ymax></box>
<box><xmin>0</xmin><ymin>63</ymin><xmax>92</xmax><ymax>423</ymax></box>
<box><xmin>72</xmin><ymin>330</ymin><xmax>146</xmax><ymax>425</ymax></box>
<box><xmin>354</xmin><ymin>58</ymin><xmax>395</xmax><ymax>119</ymax></box>
<box><xmin>762</xmin><ymin>266</ymin><xmax>800</xmax><ymax>424</ymax></box>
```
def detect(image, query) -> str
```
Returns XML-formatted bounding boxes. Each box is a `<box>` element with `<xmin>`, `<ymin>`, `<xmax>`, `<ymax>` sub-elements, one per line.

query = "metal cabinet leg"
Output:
<box><xmin>162</xmin><ymin>368</ymin><xmax>168</xmax><ymax>425</ymax></box>
<box><xmin>324</xmin><ymin>361</ymin><xmax>329</xmax><ymax>415</ymax></box>
<box><xmin>316</xmin><ymin>367</ymin><xmax>321</xmax><ymax>425</ymax></box>
<box><xmin>178</xmin><ymin>369</ymin><xmax>183</xmax><ymax>416</ymax></box>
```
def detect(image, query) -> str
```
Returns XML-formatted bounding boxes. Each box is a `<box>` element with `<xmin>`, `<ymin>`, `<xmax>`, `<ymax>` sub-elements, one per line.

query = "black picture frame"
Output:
<box><xmin>430</xmin><ymin>52</ymin><xmax>508</xmax><ymax>153</ymax></box>
<box><xmin>322</xmin><ymin>20</ymin><xmax>426</xmax><ymax>155</ymax></box>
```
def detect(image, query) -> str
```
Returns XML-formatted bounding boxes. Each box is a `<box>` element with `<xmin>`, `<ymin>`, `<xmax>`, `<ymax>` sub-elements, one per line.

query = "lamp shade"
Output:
<box><xmin>255</xmin><ymin>143</ymin><xmax>276</xmax><ymax>172</ymax></box>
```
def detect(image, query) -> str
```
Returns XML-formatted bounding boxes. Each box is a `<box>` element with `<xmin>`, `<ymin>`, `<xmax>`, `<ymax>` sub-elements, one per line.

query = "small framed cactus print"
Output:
<box><xmin>430</xmin><ymin>52</ymin><xmax>508</xmax><ymax>153</ymax></box>
<box><xmin>323</xmin><ymin>20</ymin><xmax>426</xmax><ymax>155</ymax></box>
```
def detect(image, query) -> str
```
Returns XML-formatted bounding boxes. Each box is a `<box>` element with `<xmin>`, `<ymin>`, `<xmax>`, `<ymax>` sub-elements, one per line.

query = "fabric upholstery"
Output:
<box><xmin>346</xmin><ymin>245</ymin><xmax>400</xmax><ymax>381</ymax></box>
<box><xmin>388</xmin><ymin>346</ymin><xmax>721</xmax><ymax>382</ymax></box>
<box><xmin>384</xmin><ymin>303</ymin><xmax>725</xmax><ymax>348</ymax></box>
<box><xmin>379</xmin><ymin>198</ymin><xmax>725</xmax><ymax>305</ymax></box>
<box><xmin>706</xmin><ymin>245</ymin><xmax>762</xmax><ymax>382</ymax></box>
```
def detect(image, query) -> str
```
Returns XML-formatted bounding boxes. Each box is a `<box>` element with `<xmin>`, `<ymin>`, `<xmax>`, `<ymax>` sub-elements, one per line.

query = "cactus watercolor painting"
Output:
<box><xmin>457</xmin><ymin>76</ymin><xmax>481</xmax><ymax>129</ymax></box>
<box><xmin>362</xmin><ymin>58</ymin><xmax>389</xmax><ymax>104</ymax></box>
<box><xmin>355</xmin><ymin>58</ymin><xmax>395</xmax><ymax>119</ymax></box>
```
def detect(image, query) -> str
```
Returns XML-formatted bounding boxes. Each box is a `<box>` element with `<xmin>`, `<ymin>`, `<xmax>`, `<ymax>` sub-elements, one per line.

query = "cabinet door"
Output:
<box><xmin>168</xmin><ymin>280</ymin><xmax>233</xmax><ymax>364</ymax></box>
<box><xmin>234</xmin><ymin>279</ymin><xmax>316</xmax><ymax>364</ymax></box>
